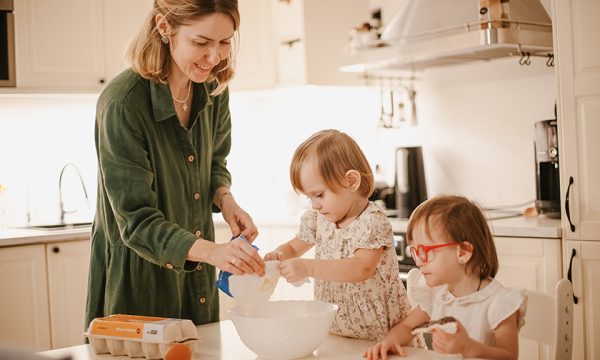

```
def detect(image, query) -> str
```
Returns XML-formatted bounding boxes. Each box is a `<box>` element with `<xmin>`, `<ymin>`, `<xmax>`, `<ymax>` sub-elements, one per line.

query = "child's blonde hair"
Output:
<box><xmin>126</xmin><ymin>0</ymin><xmax>240</xmax><ymax>96</ymax></box>
<box><xmin>406</xmin><ymin>194</ymin><xmax>499</xmax><ymax>280</ymax></box>
<box><xmin>290</xmin><ymin>129</ymin><xmax>374</xmax><ymax>198</ymax></box>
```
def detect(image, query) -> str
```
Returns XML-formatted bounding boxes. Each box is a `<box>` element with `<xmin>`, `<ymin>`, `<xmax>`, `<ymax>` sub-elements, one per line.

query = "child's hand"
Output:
<box><xmin>278</xmin><ymin>258</ymin><xmax>311</xmax><ymax>283</ymax></box>
<box><xmin>431</xmin><ymin>319</ymin><xmax>475</xmax><ymax>356</ymax></box>
<box><xmin>264</xmin><ymin>251</ymin><xmax>285</xmax><ymax>261</ymax></box>
<box><xmin>363</xmin><ymin>338</ymin><xmax>406</xmax><ymax>360</ymax></box>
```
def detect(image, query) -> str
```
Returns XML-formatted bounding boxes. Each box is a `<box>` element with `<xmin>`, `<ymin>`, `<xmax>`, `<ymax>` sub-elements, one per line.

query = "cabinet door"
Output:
<box><xmin>494</xmin><ymin>236</ymin><xmax>562</xmax><ymax>360</ymax></box>
<box><xmin>46</xmin><ymin>240</ymin><xmax>91</xmax><ymax>349</ymax></box>
<box><xmin>227</xmin><ymin>0</ymin><xmax>276</xmax><ymax>91</ymax></box>
<box><xmin>14</xmin><ymin>0</ymin><xmax>106</xmax><ymax>88</ymax></box>
<box><xmin>553</xmin><ymin>0</ymin><xmax>600</xmax><ymax>240</ymax></box>
<box><xmin>0</xmin><ymin>244</ymin><xmax>51</xmax><ymax>351</ymax></box>
<box><xmin>566</xmin><ymin>241</ymin><xmax>600</xmax><ymax>360</ymax></box>
<box><xmin>102</xmin><ymin>0</ymin><xmax>153</xmax><ymax>82</ymax></box>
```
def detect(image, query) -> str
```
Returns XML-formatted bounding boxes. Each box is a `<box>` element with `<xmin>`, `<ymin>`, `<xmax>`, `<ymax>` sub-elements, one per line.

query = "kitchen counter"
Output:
<box><xmin>0</xmin><ymin>225</ymin><xmax>92</xmax><ymax>247</ymax></box>
<box><xmin>0</xmin><ymin>212</ymin><xmax>561</xmax><ymax>248</ymax></box>
<box><xmin>390</xmin><ymin>214</ymin><xmax>562</xmax><ymax>239</ymax></box>
<box><xmin>39</xmin><ymin>320</ymin><xmax>476</xmax><ymax>360</ymax></box>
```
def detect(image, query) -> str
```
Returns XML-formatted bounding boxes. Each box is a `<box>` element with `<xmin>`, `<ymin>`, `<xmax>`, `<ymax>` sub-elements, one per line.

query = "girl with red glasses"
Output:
<box><xmin>365</xmin><ymin>194</ymin><xmax>527</xmax><ymax>360</ymax></box>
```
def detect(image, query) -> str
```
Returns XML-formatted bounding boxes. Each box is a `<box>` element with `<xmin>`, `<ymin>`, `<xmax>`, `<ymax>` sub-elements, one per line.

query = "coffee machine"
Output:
<box><xmin>394</xmin><ymin>146</ymin><xmax>428</xmax><ymax>219</ymax></box>
<box><xmin>534</xmin><ymin>119</ymin><xmax>560</xmax><ymax>218</ymax></box>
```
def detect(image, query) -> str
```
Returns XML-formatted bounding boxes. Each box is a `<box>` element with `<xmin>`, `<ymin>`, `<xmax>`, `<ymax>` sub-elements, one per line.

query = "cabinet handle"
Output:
<box><xmin>281</xmin><ymin>38</ymin><xmax>301</xmax><ymax>48</ymax></box>
<box><xmin>52</xmin><ymin>246</ymin><xmax>60</xmax><ymax>254</ymax></box>
<box><xmin>99</xmin><ymin>78</ymin><xmax>106</xmax><ymax>84</ymax></box>
<box><xmin>567</xmin><ymin>248</ymin><xmax>579</xmax><ymax>304</ymax></box>
<box><xmin>565</xmin><ymin>176</ymin><xmax>575</xmax><ymax>232</ymax></box>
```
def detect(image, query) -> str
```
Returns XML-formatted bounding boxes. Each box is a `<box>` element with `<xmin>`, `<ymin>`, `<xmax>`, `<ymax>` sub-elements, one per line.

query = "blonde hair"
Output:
<box><xmin>290</xmin><ymin>130</ymin><xmax>374</xmax><ymax>198</ymax></box>
<box><xmin>406</xmin><ymin>194</ymin><xmax>499</xmax><ymax>280</ymax></box>
<box><xmin>126</xmin><ymin>0</ymin><xmax>240</xmax><ymax>96</ymax></box>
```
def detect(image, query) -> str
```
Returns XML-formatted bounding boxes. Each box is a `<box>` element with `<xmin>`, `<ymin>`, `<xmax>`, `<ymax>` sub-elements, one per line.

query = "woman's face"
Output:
<box><xmin>168</xmin><ymin>13</ymin><xmax>235</xmax><ymax>84</ymax></box>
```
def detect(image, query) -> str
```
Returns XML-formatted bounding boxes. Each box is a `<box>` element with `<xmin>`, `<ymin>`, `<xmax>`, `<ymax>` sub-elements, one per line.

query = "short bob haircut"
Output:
<box><xmin>290</xmin><ymin>129</ymin><xmax>374</xmax><ymax>199</ymax></box>
<box><xmin>126</xmin><ymin>0</ymin><xmax>240</xmax><ymax>96</ymax></box>
<box><xmin>406</xmin><ymin>194</ymin><xmax>499</xmax><ymax>280</ymax></box>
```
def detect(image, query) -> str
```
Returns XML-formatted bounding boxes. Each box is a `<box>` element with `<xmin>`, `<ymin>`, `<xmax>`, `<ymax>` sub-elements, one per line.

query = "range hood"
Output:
<box><xmin>340</xmin><ymin>0</ymin><xmax>553</xmax><ymax>72</ymax></box>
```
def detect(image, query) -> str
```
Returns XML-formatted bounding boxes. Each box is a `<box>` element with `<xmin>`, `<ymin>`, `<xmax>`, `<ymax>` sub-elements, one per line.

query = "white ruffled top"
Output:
<box><xmin>411</xmin><ymin>271</ymin><xmax>528</xmax><ymax>346</ymax></box>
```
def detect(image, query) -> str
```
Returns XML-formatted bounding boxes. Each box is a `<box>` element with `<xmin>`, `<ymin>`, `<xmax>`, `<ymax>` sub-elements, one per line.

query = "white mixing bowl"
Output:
<box><xmin>227</xmin><ymin>300</ymin><xmax>338</xmax><ymax>360</ymax></box>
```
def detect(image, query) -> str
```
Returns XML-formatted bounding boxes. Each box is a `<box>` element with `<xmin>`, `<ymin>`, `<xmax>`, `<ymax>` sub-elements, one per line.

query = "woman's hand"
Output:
<box><xmin>209</xmin><ymin>237</ymin><xmax>265</xmax><ymax>276</ymax></box>
<box><xmin>220</xmin><ymin>193</ymin><xmax>259</xmax><ymax>242</ymax></box>
<box><xmin>264</xmin><ymin>251</ymin><xmax>285</xmax><ymax>261</ymax></box>
<box><xmin>278</xmin><ymin>258</ymin><xmax>311</xmax><ymax>283</ymax></box>
<box><xmin>431</xmin><ymin>319</ymin><xmax>476</xmax><ymax>356</ymax></box>
<box><xmin>363</xmin><ymin>337</ymin><xmax>407</xmax><ymax>360</ymax></box>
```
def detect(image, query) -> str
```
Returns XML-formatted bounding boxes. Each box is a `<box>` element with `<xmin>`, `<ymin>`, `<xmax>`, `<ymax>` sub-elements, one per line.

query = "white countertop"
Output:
<box><xmin>39</xmin><ymin>320</ymin><xmax>476</xmax><ymax>360</ymax></box>
<box><xmin>0</xmin><ymin>212</ymin><xmax>562</xmax><ymax>248</ymax></box>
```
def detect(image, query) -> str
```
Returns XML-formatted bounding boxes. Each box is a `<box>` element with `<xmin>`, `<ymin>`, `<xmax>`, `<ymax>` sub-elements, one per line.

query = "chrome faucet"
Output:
<box><xmin>59</xmin><ymin>163</ymin><xmax>90</xmax><ymax>224</ymax></box>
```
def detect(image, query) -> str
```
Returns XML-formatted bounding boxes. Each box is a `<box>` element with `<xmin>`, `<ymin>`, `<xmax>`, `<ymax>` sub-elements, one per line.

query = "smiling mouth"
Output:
<box><xmin>196</xmin><ymin>63</ymin><xmax>212</xmax><ymax>72</ymax></box>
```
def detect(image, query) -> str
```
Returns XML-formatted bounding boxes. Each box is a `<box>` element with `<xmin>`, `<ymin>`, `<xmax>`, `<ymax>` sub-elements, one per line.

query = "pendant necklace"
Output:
<box><xmin>172</xmin><ymin>80</ymin><xmax>191</xmax><ymax>111</ymax></box>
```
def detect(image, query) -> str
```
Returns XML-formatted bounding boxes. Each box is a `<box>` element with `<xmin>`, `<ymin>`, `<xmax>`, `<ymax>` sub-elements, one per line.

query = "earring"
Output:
<box><xmin>161</xmin><ymin>36</ymin><xmax>169</xmax><ymax>44</ymax></box>
<box><xmin>459</xmin><ymin>259</ymin><xmax>464</xmax><ymax>264</ymax></box>
<box><xmin>350</xmin><ymin>188</ymin><xmax>354</xmax><ymax>192</ymax></box>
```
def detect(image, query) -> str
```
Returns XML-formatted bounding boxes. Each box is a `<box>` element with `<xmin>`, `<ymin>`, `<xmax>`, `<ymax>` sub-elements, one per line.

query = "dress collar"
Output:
<box><xmin>150</xmin><ymin>80</ymin><xmax>213</xmax><ymax>122</ymax></box>
<box><xmin>436</xmin><ymin>278</ymin><xmax>502</xmax><ymax>305</ymax></box>
<box><xmin>319</xmin><ymin>202</ymin><xmax>382</xmax><ymax>239</ymax></box>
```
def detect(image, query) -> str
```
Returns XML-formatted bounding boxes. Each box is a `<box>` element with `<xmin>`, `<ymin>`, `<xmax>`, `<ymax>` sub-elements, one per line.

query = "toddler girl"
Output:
<box><xmin>264</xmin><ymin>129</ymin><xmax>425</xmax><ymax>346</ymax></box>
<box><xmin>364</xmin><ymin>194</ymin><xmax>527</xmax><ymax>360</ymax></box>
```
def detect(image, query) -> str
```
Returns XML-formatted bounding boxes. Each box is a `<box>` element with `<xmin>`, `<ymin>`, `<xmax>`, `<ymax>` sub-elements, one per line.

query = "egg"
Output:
<box><xmin>164</xmin><ymin>344</ymin><xmax>192</xmax><ymax>360</ymax></box>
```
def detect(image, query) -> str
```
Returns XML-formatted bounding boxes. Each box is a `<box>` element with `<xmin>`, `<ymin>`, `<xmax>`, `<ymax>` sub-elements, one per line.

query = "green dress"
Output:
<box><xmin>84</xmin><ymin>69</ymin><xmax>231</xmax><ymax>330</ymax></box>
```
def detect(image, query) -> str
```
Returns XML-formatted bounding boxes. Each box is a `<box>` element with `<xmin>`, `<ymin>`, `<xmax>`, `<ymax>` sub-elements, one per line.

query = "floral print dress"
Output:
<box><xmin>297</xmin><ymin>202</ymin><xmax>426</xmax><ymax>347</ymax></box>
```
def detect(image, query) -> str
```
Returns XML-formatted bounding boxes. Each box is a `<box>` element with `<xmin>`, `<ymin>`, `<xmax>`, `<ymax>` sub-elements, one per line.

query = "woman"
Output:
<box><xmin>85</xmin><ymin>0</ymin><xmax>265</xmax><ymax>329</ymax></box>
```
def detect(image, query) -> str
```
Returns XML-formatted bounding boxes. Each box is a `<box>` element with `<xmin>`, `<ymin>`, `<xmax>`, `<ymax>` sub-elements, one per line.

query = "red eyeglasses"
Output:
<box><xmin>409</xmin><ymin>243</ymin><xmax>457</xmax><ymax>262</ymax></box>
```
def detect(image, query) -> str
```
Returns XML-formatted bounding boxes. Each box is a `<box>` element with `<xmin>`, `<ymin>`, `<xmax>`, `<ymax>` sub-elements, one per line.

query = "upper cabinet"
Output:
<box><xmin>553</xmin><ymin>0</ymin><xmax>600</xmax><ymax>240</ymax></box>
<box><xmin>13</xmin><ymin>0</ymin><xmax>151</xmax><ymax>90</ymax></box>
<box><xmin>273</xmin><ymin>0</ymin><xmax>369</xmax><ymax>87</ymax></box>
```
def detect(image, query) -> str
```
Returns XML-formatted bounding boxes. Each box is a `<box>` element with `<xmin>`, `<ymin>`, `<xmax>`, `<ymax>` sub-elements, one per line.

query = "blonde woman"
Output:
<box><xmin>264</xmin><ymin>129</ymin><xmax>426</xmax><ymax>346</ymax></box>
<box><xmin>85</xmin><ymin>0</ymin><xmax>265</xmax><ymax>329</ymax></box>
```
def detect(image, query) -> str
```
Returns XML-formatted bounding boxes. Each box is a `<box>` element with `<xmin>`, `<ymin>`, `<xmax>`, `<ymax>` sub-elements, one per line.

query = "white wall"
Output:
<box><xmin>0</xmin><ymin>56</ymin><xmax>556</xmax><ymax>226</ymax></box>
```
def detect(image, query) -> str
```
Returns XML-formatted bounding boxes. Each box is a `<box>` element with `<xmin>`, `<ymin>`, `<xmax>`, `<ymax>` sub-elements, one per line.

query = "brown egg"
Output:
<box><xmin>165</xmin><ymin>344</ymin><xmax>192</xmax><ymax>360</ymax></box>
<box><xmin>523</xmin><ymin>207</ymin><xmax>539</xmax><ymax>218</ymax></box>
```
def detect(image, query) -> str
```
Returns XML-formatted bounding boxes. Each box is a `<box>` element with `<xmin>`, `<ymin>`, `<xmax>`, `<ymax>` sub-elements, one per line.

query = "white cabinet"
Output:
<box><xmin>273</xmin><ymin>0</ymin><xmax>370</xmax><ymax>87</ymax></box>
<box><xmin>566</xmin><ymin>241</ymin><xmax>600</xmax><ymax>360</ymax></box>
<box><xmin>552</xmin><ymin>0</ymin><xmax>600</xmax><ymax>240</ymax></box>
<box><xmin>227</xmin><ymin>0</ymin><xmax>276</xmax><ymax>91</ymax></box>
<box><xmin>0</xmin><ymin>239</ymin><xmax>91</xmax><ymax>351</ymax></box>
<box><xmin>0</xmin><ymin>244</ymin><xmax>51</xmax><ymax>351</ymax></box>
<box><xmin>493</xmin><ymin>236</ymin><xmax>562</xmax><ymax>360</ymax></box>
<box><xmin>46</xmin><ymin>240</ymin><xmax>92</xmax><ymax>349</ymax></box>
<box><xmin>13</xmin><ymin>0</ymin><xmax>151</xmax><ymax>89</ymax></box>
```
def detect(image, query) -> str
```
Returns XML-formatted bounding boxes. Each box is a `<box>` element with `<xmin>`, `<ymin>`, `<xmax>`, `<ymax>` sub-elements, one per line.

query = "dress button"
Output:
<box><xmin>196</xmin><ymin>264</ymin><xmax>203</xmax><ymax>271</ymax></box>
<box><xmin>166</xmin><ymin>263</ymin><xmax>173</xmax><ymax>269</ymax></box>
<box><xmin>199</xmin><ymin>297</ymin><xmax>206</xmax><ymax>304</ymax></box>
<box><xmin>188</xmin><ymin>155</ymin><xmax>194</xmax><ymax>162</ymax></box>
<box><xmin>194</xmin><ymin>193</ymin><xmax>199</xmax><ymax>200</ymax></box>
<box><xmin>196</xmin><ymin>230</ymin><xmax>201</xmax><ymax>237</ymax></box>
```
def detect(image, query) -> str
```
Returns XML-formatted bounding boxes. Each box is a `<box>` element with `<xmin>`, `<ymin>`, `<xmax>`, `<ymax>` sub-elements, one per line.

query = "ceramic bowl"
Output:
<box><xmin>227</xmin><ymin>300</ymin><xmax>338</xmax><ymax>360</ymax></box>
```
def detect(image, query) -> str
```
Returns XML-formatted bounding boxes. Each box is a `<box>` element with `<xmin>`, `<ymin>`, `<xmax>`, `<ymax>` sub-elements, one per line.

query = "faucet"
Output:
<box><xmin>58</xmin><ymin>163</ymin><xmax>90</xmax><ymax>224</ymax></box>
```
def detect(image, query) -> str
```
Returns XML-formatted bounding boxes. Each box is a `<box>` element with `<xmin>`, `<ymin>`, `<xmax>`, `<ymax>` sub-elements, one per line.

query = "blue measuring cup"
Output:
<box><xmin>215</xmin><ymin>234</ymin><xmax>259</xmax><ymax>297</ymax></box>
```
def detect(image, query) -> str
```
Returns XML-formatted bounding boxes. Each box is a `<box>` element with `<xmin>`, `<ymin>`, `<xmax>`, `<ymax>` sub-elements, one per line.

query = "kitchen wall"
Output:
<box><xmin>0</xmin><ymin>57</ymin><xmax>555</xmax><ymax>227</ymax></box>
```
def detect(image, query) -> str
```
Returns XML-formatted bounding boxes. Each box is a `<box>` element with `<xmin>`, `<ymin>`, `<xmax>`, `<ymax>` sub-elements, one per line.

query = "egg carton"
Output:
<box><xmin>84</xmin><ymin>315</ymin><xmax>199</xmax><ymax>359</ymax></box>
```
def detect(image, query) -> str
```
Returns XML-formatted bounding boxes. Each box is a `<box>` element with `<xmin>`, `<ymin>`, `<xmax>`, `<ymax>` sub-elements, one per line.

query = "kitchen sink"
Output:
<box><xmin>25</xmin><ymin>222</ymin><xmax>93</xmax><ymax>230</ymax></box>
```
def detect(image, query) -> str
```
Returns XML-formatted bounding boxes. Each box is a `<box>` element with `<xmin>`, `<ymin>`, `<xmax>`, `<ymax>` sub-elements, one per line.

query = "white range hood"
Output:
<box><xmin>340</xmin><ymin>0</ymin><xmax>553</xmax><ymax>72</ymax></box>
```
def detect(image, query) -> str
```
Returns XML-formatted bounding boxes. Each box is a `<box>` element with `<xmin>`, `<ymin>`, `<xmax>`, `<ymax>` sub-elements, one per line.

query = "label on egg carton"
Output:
<box><xmin>84</xmin><ymin>315</ymin><xmax>199</xmax><ymax>359</ymax></box>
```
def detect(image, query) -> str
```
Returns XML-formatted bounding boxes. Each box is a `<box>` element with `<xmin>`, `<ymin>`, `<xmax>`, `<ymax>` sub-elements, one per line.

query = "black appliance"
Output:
<box><xmin>0</xmin><ymin>0</ymin><xmax>15</xmax><ymax>87</ymax></box>
<box><xmin>394</xmin><ymin>232</ymin><xmax>418</xmax><ymax>288</ymax></box>
<box><xmin>534</xmin><ymin>119</ymin><xmax>560</xmax><ymax>218</ymax></box>
<box><xmin>393</xmin><ymin>146</ymin><xmax>428</xmax><ymax>219</ymax></box>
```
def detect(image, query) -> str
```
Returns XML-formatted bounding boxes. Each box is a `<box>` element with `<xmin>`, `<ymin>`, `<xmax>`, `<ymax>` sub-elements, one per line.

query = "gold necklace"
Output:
<box><xmin>172</xmin><ymin>80</ymin><xmax>191</xmax><ymax>111</ymax></box>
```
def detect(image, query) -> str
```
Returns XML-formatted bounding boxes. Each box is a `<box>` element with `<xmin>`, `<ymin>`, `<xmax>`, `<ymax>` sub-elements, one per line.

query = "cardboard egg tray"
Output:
<box><xmin>84</xmin><ymin>315</ymin><xmax>199</xmax><ymax>359</ymax></box>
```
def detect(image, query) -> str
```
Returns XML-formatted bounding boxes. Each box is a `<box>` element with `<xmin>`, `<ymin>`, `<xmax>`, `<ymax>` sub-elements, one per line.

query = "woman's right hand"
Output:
<box><xmin>363</xmin><ymin>337</ymin><xmax>407</xmax><ymax>360</ymax></box>
<box><xmin>210</xmin><ymin>237</ymin><xmax>265</xmax><ymax>276</ymax></box>
<box><xmin>264</xmin><ymin>251</ymin><xmax>285</xmax><ymax>261</ymax></box>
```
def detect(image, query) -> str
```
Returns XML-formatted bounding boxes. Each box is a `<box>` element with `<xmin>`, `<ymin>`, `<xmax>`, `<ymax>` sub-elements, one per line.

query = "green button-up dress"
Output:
<box><xmin>85</xmin><ymin>69</ymin><xmax>231</xmax><ymax>330</ymax></box>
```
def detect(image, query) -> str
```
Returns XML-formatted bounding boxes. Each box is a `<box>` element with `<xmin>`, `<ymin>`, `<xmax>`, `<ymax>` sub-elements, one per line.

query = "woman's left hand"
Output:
<box><xmin>220</xmin><ymin>194</ymin><xmax>259</xmax><ymax>242</ymax></box>
<box><xmin>431</xmin><ymin>319</ymin><xmax>476</xmax><ymax>356</ymax></box>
